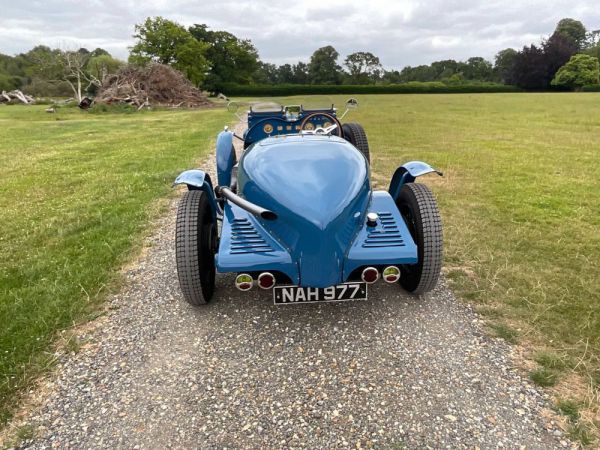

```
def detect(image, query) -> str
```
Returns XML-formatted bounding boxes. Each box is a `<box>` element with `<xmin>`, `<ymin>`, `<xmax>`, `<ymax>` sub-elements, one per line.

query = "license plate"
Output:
<box><xmin>273</xmin><ymin>282</ymin><xmax>367</xmax><ymax>305</ymax></box>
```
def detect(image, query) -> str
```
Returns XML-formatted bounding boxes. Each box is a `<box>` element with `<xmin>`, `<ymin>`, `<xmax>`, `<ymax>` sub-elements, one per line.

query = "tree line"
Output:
<box><xmin>1</xmin><ymin>16</ymin><xmax>599</xmax><ymax>97</ymax></box>
<box><xmin>0</xmin><ymin>47</ymin><xmax>121</xmax><ymax>100</ymax></box>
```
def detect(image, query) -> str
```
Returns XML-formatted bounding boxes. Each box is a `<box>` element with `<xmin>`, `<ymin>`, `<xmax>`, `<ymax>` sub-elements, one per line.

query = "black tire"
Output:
<box><xmin>175</xmin><ymin>190</ymin><xmax>217</xmax><ymax>305</ymax></box>
<box><xmin>395</xmin><ymin>183</ymin><xmax>443</xmax><ymax>294</ymax></box>
<box><xmin>342</xmin><ymin>123</ymin><xmax>370</xmax><ymax>164</ymax></box>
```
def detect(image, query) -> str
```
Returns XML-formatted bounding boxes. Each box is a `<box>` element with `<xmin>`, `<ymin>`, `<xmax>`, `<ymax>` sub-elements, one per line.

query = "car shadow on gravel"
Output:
<box><xmin>196</xmin><ymin>272</ymin><xmax>430</xmax><ymax>331</ymax></box>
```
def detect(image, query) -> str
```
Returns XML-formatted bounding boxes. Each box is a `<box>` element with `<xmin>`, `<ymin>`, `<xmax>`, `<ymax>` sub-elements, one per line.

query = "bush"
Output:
<box><xmin>23</xmin><ymin>79</ymin><xmax>73</xmax><ymax>97</ymax></box>
<box><xmin>581</xmin><ymin>84</ymin><xmax>600</xmax><ymax>91</ymax></box>
<box><xmin>219</xmin><ymin>82</ymin><xmax>520</xmax><ymax>96</ymax></box>
<box><xmin>0</xmin><ymin>74</ymin><xmax>24</xmax><ymax>91</ymax></box>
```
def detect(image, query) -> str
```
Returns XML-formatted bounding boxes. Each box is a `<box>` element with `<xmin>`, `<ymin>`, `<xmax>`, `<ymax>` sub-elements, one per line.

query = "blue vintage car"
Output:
<box><xmin>174</xmin><ymin>99</ymin><xmax>442</xmax><ymax>305</ymax></box>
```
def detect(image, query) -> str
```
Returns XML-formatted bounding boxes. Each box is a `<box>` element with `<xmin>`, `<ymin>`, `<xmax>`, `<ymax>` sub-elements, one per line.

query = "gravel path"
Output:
<box><xmin>14</xmin><ymin>123</ymin><xmax>572</xmax><ymax>449</ymax></box>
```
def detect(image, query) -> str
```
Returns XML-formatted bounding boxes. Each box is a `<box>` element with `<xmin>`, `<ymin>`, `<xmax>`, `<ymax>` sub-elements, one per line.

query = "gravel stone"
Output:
<box><xmin>18</xmin><ymin>120</ymin><xmax>571</xmax><ymax>449</ymax></box>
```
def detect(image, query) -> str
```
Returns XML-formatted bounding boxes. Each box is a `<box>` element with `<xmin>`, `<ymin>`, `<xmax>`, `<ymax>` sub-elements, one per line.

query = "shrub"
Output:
<box><xmin>552</xmin><ymin>54</ymin><xmax>600</xmax><ymax>89</ymax></box>
<box><xmin>219</xmin><ymin>82</ymin><xmax>520</xmax><ymax>97</ymax></box>
<box><xmin>0</xmin><ymin>73</ymin><xmax>24</xmax><ymax>91</ymax></box>
<box><xmin>581</xmin><ymin>84</ymin><xmax>600</xmax><ymax>91</ymax></box>
<box><xmin>23</xmin><ymin>79</ymin><xmax>73</xmax><ymax>97</ymax></box>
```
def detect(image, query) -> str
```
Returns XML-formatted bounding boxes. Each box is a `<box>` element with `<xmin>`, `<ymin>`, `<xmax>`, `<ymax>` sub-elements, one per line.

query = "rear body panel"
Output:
<box><xmin>216</xmin><ymin>134</ymin><xmax>418</xmax><ymax>288</ymax></box>
<box><xmin>237</xmin><ymin>135</ymin><xmax>369</xmax><ymax>287</ymax></box>
<box><xmin>216</xmin><ymin>191</ymin><xmax>417</xmax><ymax>287</ymax></box>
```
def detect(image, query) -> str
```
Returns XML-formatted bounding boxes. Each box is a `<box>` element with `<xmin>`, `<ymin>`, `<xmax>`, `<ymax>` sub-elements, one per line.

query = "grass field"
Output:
<box><xmin>248</xmin><ymin>93</ymin><xmax>600</xmax><ymax>439</ymax></box>
<box><xmin>1</xmin><ymin>94</ymin><xmax>599</xmax><ymax>441</ymax></box>
<box><xmin>0</xmin><ymin>104</ymin><xmax>229</xmax><ymax>423</ymax></box>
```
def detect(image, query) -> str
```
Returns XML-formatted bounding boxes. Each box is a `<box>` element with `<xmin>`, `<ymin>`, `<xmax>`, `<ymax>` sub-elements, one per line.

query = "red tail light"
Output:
<box><xmin>361</xmin><ymin>267</ymin><xmax>379</xmax><ymax>284</ymax></box>
<box><xmin>258</xmin><ymin>272</ymin><xmax>276</xmax><ymax>289</ymax></box>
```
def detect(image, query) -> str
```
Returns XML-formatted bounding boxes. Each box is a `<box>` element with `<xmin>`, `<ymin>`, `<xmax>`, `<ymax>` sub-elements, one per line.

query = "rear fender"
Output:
<box><xmin>389</xmin><ymin>161</ymin><xmax>442</xmax><ymax>199</ymax></box>
<box><xmin>173</xmin><ymin>169</ymin><xmax>220</xmax><ymax>218</ymax></box>
<box><xmin>216</xmin><ymin>130</ymin><xmax>235</xmax><ymax>187</ymax></box>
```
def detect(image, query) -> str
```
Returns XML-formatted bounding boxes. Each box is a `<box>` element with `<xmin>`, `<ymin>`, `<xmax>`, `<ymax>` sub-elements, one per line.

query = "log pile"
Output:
<box><xmin>0</xmin><ymin>90</ymin><xmax>36</xmax><ymax>104</ymax></box>
<box><xmin>95</xmin><ymin>63</ymin><xmax>212</xmax><ymax>108</ymax></box>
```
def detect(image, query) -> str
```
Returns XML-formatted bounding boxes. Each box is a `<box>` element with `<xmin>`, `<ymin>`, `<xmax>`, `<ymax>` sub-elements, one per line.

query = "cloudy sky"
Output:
<box><xmin>0</xmin><ymin>0</ymin><xmax>598</xmax><ymax>69</ymax></box>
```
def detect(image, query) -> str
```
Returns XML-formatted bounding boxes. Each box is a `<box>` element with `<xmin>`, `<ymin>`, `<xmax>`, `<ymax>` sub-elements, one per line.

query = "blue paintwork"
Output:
<box><xmin>245</xmin><ymin>106</ymin><xmax>338</xmax><ymax>147</ymax></box>
<box><xmin>173</xmin><ymin>169</ymin><xmax>220</xmax><ymax>218</ymax></box>
<box><xmin>216</xmin><ymin>203</ymin><xmax>298</xmax><ymax>283</ymax></box>
<box><xmin>236</xmin><ymin>135</ymin><xmax>370</xmax><ymax>287</ymax></box>
<box><xmin>215</xmin><ymin>187</ymin><xmax>418</xmax><ymax>287</ymax></box>
<box><xmin>344</xmin><ymin>191</ymin><xmax>417</xmax><ymax>278</ymax></box>
<box><xmin>388</xmin><ymin>161</ymin><xmax>442</xmax><ymax>200</ymax></box>
<box><xmin>175</xmin><ymin>105</ymin><xmax>441</xmax><ymax>289</ymax></box>
<box><xmin>216</xmin><ymin>130</ymin><xmax>235</xmax><ymax>187</ymax></box>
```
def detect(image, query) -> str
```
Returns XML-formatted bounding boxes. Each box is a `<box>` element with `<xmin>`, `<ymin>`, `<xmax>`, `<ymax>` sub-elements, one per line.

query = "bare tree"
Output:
<box><xmin>58</xmin><ymin>49</ymin><xmax>97</xmax><ymax>102</ymax></box>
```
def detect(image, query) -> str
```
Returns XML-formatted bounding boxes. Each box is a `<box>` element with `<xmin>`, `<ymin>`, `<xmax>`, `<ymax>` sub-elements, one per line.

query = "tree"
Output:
<box><xmin>344</xmin><ymin>51</ymin><xmax>382</xmax><ymax>84</ymax></box>
<box><xmin>90</xmin><ymin>48</ymin><xmax>110</xmax><ymax>58</ymax></box>
<box><xmin>0</xmin><ymin>53</ymin><xmax>27</xmax><ymax>90</ymax></box>
<box><xmin>86</xmin><ymin>54</ymin><xmax>122</xmax><ymax>94</ymax></box>
<box><xmin>20</xmin><ymin>46</ymin><xmax>91</xmax><ymax>100</ymax></box>
<box><xmin>308</xmin><ymin>46</ymin><xmax>341</xmax><ymax>84</ymax></box>
<box><xmin>21</xmin><ymin>46</ymin><xmax>63</xmax><ymax>80</ymax></box>
<box><xmin>584</xmin><ymin>42</ymin><xmax>600</xmax><ymax>60</ymax></box>
<box><xmin>510</xmin><ymin>32</ymin><xmax>577</xmax><ymax>89</ymax></box>
<box><xmin>189</xmin><ymin>24</ymin><xmax>259</xmax><ymax>90</ymax></box>
<box><xmin>430</xmin><ymin>59</ymin><xmax>459</xmax><ymax>79</ymax></box>
<box><xmin>253</xmin><ymin>62</ymin><xmax>278</xmax><ymax>84</ymax></box>
<box><xmin>510</xmin><ymin>44</ymin><xmax>548</xmax><ymax>89</ymax></box>
<box><xmin>463</xmin><ymin>57</ymin><xmax>494</xmax><ymax>80</ymax></box>
<box><xmin>543</xmin><ymin>32</ymin><xmax>578</xmax><ymax>85</ymax></box>
<box><xmin>130</xmin><ymin>17</ymin><xmax>209</xmax><ymax>85</ymax></box>
<box><xmin>382</xmin><ymin>70</ymin><xmax>402</xmax><ymax>84</ymax></box>
<box><xmin>276</xmin><ymin>64</ymin><xmax>295</xmax><ymax>84</ymax></box>
<box><xmin>552</xmin><ymin>54</ymin><xmax>600</xmax><ymax>89</ymax></box>
<box><xmin>398</xmin><ymin>64</ymin><xmax>436</xmax><ymax>82</ymax></box>
<box><xmin>292</xmin><ymin>62</ymin><xmax>309</xmax><ymax>84</ymax></box>
<box><xmin>555</xmin><ymin>18</ymin><xmax>587</xmax><ymax>49</ymax></box>
<box><xmin>494</xmin><ymin>48</ymin><xmax>517</xmax><ymax>83</ymax></box>
<box><xmin>59</xmin><ymin>50</ymin><xmax>93</xmax><ymax>101</ymax></box>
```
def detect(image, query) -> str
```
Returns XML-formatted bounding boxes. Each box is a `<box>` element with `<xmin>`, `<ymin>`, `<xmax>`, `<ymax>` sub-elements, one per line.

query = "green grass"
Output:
<box><xmin>240</xmin><ymin>93</ymin><xmax>600</xmax><ymax>435</ymax></box>
<box><xmin>530</xmin><ymin>368</ymin><xmax>559</xmax><ymax>387</ymax></box>
<box><xmin>489</xmin><ymin>323</ymin><xmax>520</xmax><ymax>344</ymax></box>
<box><xmin>0</xmin><ymin>104</ymin><xmax>228</xmax><ymax>423</ymax></box>
<box><xmin>557</xmin><ymin>399</ymin><xmax>581</xmax><ymax>422</ymax></box>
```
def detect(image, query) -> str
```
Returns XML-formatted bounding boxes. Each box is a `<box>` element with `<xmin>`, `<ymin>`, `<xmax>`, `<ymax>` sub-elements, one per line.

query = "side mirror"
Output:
<box><xmin>227</xmin><ymin>101</ymin><xmax>239</xmax><ymax>113</ymax></box>
<box><xmin>227</xmin><ymin>101</ymin><xmax>243</xmax><ymax>120</ymax></box>
<box><xmin>339</xmin><ymin>98</ymin><xmax>359</xmax><ymax>120</ymax></box>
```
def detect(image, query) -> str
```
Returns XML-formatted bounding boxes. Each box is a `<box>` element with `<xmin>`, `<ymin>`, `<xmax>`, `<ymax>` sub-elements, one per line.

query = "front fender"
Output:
<box><xmin>389</xmin><ymin>161</ymin><xmax>442</xmax><ymax>200</ymax></box>
<box><xmin>173</xmin><ymin>169</ymin><xmax>220</xmax><ymax>218</ymax></box>
<box><xmin>216</xmin><ymin>130</ymin><xmax>235</xmax><ymax>187</ymax></box>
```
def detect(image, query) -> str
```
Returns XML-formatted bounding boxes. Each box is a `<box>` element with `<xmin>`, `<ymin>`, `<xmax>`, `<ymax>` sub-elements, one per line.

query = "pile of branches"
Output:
<box><xmin>95</xmin><ymin>63</ymin><xmax>211</xmax><ymax>108</ymax></box>
<box><xmin>0</xmin><ymin>90</ymin><xmax>35</xmax><ymax>104</ymax></box>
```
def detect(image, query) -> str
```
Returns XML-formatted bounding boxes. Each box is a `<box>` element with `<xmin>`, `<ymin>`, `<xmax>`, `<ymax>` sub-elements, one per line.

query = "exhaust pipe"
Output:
<box><xmin>216</xmin><ymin>186</ymin><xmax>277</xmax><ymax>221</ymax></box>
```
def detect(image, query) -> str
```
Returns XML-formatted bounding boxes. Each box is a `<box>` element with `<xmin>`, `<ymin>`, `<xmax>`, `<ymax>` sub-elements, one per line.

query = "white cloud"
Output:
<box><xmin>0</xmin><ymin>0</ymin><xmax>598</xmax><ymax>68</ymax></box>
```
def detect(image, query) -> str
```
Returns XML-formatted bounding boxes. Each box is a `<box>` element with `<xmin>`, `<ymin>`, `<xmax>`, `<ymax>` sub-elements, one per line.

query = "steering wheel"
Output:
<box><xmin>299</xmin><ymin>112</ymin><xmax>342</xmax><ymax>136</ymax></box>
